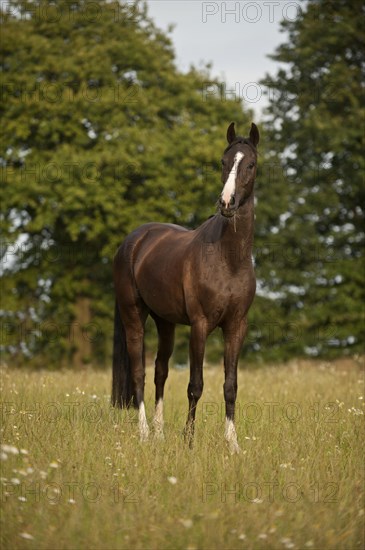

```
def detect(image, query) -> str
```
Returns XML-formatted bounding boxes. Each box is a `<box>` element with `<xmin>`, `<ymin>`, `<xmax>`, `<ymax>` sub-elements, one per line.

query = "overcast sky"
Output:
<box><xmin>145</xmin><ymin>1</ymin><xmax>302</xmax><ymax>118</ymax></box>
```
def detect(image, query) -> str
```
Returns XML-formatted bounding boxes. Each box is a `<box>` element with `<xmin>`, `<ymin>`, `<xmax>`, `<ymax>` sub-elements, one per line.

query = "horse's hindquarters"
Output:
<box><xmin>115</xmin><ymin>223</ymin><xmax>191</xmax><ymax>325</ymax></box>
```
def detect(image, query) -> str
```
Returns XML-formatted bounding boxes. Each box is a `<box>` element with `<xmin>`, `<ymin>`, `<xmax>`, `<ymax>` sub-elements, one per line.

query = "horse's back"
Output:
<box><xmin>114</xmin><ymin>222</ymin><xmax>188</xmax><ymax>264</ymax></box>
<box><xmin>134</xmin><ymin>222</ymin><xmax>188</xmax><ymax>235</ymax></box>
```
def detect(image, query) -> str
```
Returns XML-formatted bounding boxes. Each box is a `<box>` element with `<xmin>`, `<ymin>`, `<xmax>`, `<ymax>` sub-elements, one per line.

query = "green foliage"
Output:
<box><xmin>256</xmin><ymin>0</ymin><xmax>365</xmax><ymax>359</ymax></box>
<box><xmin>1</xmin><ymin>0</ymin><xmax>248</xmax><ymax>367</ymax></box>
<box><xmin>1</xmin><ymin>0</ymin><xmax>363</xmax><ymax>367</ymax></box>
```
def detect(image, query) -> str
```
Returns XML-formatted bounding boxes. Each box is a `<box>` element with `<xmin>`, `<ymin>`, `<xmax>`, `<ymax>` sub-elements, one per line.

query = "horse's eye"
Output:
<box><xmin>221</xmin><ymin>158</ymin><xmax>225</xmax><ymax>166</ymax></box>
<box><xmin>248</xmin><ymin>162</ymin><xmax>255</xmax><ymax>169</ymax></box>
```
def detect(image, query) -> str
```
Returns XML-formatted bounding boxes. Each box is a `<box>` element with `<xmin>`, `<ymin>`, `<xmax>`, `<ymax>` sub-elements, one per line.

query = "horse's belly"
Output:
<box><xmin>134</xmin><ymin>254</ymin><xmax>189</xmax><ymax>324</ymax></box>
<box><xmin>138</xmin><ymin>276</ymin><xmax>189</xmax><ymax>324</ymax></box>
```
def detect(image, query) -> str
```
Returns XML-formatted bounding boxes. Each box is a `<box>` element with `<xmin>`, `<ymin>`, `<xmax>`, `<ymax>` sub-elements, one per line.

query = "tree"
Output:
<box><xmin>257</xmin><ymin>0</ymin><xmax>365</xmax><ymax>358</ymax></box>
<box><xmin>1</xmin><ymin>0</ymin><xmax>250</xmax><ymax>367</ymax></box>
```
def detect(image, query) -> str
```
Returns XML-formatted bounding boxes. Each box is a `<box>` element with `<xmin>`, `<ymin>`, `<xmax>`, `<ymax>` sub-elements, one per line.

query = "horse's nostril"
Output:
<box><xmin>229</xmin><ymin>195</ymin><xmax>235</xmax><ymax>207</ymax></box>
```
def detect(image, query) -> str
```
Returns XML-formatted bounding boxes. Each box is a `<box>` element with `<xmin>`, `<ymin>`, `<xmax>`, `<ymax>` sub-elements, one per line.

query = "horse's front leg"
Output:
<box><xmin>184</xmin><ymin>321</ymin><xmax>207</xmax><ymax>448</ymax></box>
<box><xmin>222</xmin><ymin>318</ymin><xmax>248</xmax><ymax>454</ymax></box>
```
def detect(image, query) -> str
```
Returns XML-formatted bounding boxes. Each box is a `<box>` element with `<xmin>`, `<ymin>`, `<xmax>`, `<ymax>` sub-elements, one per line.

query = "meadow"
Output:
<box><xmin>1</xmin><ymin>358</ymin><xmax>364</xmax><ymax>550</ymax></box>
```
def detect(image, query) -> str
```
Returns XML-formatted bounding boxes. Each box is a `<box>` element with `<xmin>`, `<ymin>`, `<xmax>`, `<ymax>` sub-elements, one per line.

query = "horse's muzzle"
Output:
<box><xmin>219</xmin><ymin>195</ymin><xmax>236</xmax><ymax>218</ymax></box>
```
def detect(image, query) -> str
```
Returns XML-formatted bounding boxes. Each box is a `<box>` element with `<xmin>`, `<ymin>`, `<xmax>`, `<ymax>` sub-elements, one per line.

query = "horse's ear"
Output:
<box><xmin>226</xmin><ymin>122</ymin><xmax>236</xmax><ymax>144</ymax></box>
<box><xmin>249</xmin><ymin>123</ymin><xmax>259</xmax><ymax>147</ymax></box>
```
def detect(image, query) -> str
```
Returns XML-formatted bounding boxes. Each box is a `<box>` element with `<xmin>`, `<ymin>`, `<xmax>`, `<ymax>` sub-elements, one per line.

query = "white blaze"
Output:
<box><xmin>221</xmin><ymin>152</ymin><xmax>244</xmax><ymax>205</ymax></box>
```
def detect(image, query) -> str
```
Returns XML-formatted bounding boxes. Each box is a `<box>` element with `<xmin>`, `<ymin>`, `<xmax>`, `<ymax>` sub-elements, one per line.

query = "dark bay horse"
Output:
<box><xmin>112</xmin><ymin>122</ymin><xmax>259</xmax><ymax>453</ymax></box>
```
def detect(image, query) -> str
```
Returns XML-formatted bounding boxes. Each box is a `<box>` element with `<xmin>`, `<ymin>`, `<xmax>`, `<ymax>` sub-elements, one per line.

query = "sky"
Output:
<box><xmin>145</xmin><ymin>0</ymin><xmax>302</xmax><ymax>118</ymax></box>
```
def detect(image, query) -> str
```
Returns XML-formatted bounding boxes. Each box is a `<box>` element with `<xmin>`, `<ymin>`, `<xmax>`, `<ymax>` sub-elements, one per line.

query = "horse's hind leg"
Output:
<box><xmin>122</xmin><ymin>302</ymin><xmax>149</xmax><ymax>441</ymax></box>
<box><xmin>151</xmin><ymin>314</ymin><xmax>175</xmax><ymax>439</ymax></box>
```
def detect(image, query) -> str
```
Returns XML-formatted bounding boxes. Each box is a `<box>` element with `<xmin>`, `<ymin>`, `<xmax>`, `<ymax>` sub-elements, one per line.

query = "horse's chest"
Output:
<box><xmin>198</xmin><ymin>264</ymin><xmax>256</xmax><ymax>321</ymax></box>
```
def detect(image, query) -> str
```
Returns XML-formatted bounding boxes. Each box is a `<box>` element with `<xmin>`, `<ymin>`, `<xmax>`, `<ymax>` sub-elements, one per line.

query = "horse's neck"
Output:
<box><xmin>221</xmin><ymin>194</ymin><xmax>255</xmax><ymax>256</ymax></box>
<box><xmin>197</xmin><ymin>195</ymin><xmax>255</xmax><ymax>265</ymax></box>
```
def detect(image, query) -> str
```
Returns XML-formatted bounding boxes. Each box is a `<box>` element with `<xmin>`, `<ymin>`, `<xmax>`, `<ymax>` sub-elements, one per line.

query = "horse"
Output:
<box><xmin>112</xmin><ymin>121</ymin><xmax>259</xmax><ymax>453</ymax></box>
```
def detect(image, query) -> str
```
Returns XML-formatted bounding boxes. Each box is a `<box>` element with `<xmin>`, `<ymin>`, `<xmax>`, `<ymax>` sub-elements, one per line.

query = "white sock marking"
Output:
<box><xmin>138</xmin><ymin>402</ymin><xmax>149</xmax><ymax>442</ymax></box>
<box><xmin>154</xmin><ymin>398</ymin><xmax>164</xmax><ymax>426</ymax></box>
<box><xmin>153</xmin><ymin>398</ymin><xmax>164</xmax><ymax>439</ymax></box>
<box><xmin>221</xmin><ymin>152</ymin><xmax>244</xmax><ymax>205</ymax></box>
<box><xmin>225</xmin><ymin>417</ymin><xmax>241</xmax><ymax>454</ymax></box>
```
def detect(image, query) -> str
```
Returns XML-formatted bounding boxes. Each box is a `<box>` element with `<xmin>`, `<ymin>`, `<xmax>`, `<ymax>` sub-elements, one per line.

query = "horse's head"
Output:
<box><xmin>219</xmin><ymin>122</ymin><xmax>259</xmax><ymax>218</ymax></box>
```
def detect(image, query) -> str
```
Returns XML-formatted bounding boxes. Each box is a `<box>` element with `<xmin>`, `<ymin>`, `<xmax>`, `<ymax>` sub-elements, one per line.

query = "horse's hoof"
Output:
<box><xmin>227</xmin><ymin>440</ymin><xmax>241</xmax><ymax>455</ymax></box>
<box><xmin>139</xmin><ymin>428</ymin><xmax>150</xmax><ymax>443</ymax></box>
<box><xmin>153</xmin><ymin>430</ymin><xmax>165</xmax><ymax>441</ymax></box>
<box><xmin>182</xmin><ymin>428</ymin><xmax>194</xmax><ymax>449</ymax></box>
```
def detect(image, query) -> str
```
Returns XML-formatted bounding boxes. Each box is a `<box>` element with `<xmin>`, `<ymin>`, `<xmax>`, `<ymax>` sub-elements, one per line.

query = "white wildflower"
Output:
<box><xmin>19</xmin><ymin>532</ymin><xmax>34</xmax><ymax>540</ymax></box>
<box><xmin>179</xmin><ymin>518</ymin><xmax>193</xmax><ymax>529</ymax></box>
<box><xmin>281</xmin><ymin>537</ymin><xmax>295</xmax><ymax>549</ymax></box>
<box><xmin>1</xmin><ymin>444</ymin><xmax>19</xmax><ymax>455</ymax></box>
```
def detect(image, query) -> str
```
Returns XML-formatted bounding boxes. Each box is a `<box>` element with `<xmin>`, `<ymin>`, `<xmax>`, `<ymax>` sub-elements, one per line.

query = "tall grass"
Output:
<box><xmin>1</xmin><ymin>359</ymin><xmax>364</xmax><ymax>549</ymax></box>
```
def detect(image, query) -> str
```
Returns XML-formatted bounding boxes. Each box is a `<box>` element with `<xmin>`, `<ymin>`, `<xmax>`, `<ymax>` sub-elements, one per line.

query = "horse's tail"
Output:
<box><xmin>111</xmin><ymin>301</ymin><xmax>136</xmax><ymax>408</ymax></box>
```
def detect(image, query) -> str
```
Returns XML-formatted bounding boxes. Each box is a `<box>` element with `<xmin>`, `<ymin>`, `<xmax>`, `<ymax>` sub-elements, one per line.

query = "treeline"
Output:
<box><xmin>1</xmin><ymin>0</ymin><xmax>363</xmax><ymax>368</ymax></box>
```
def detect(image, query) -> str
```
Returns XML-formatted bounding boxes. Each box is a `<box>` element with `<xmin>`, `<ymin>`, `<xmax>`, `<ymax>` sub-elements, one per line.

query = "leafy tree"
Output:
<box><xmin>257</xmin><ymin>0</ymin><xmax>365</xmax><ymax>358</ymax></box>
<box><xmin>3</xmin><ymin>0</ymin><xmax>361</xmax><ymax>368</ymax></box>
<box><xmin>1</xmin><ymin>0</ymin><xmax>249</xmax><ymax>367</ymax></box>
